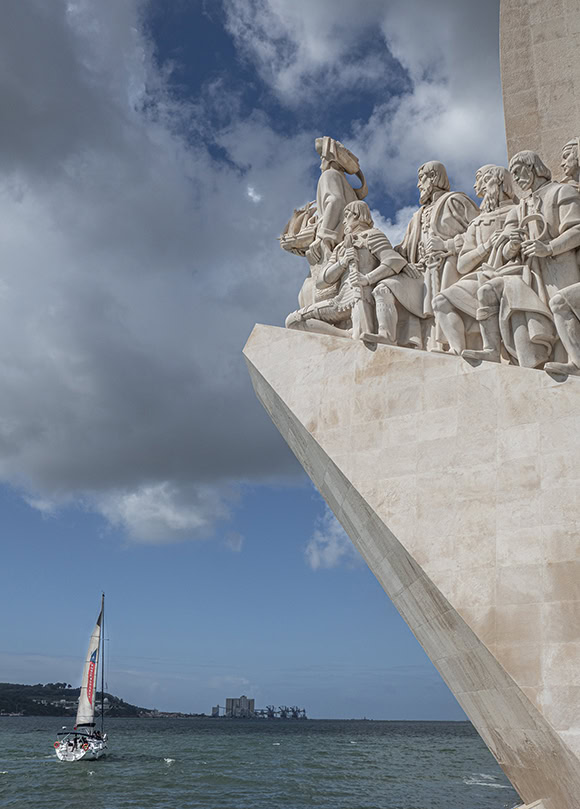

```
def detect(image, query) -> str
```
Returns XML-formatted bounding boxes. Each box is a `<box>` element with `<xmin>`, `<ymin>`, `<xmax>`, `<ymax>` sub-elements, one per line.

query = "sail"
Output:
<box><xmin>75</xmin><ymin>598</ymin><xmax>103</xmax><ymax>727</ymax></box>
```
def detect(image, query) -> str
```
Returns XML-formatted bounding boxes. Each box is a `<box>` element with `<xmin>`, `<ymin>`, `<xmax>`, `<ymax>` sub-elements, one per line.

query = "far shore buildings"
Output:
<box><xmin>212</xmin><ymin>696</ymin><xmax>307</xmax><ymax>719</ymax></box>
<box><xmin>224</xmin><ymin>695</ymin><xmax>255</xmax><ymax>718</ymax></box>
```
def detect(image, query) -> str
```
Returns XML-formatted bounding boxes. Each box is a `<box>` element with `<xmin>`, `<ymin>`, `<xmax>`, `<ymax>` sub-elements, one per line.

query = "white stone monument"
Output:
<box><xmin>245</xmin><ymin>4</ymin><xmax>580</xmax><ymax>806</ymax></box>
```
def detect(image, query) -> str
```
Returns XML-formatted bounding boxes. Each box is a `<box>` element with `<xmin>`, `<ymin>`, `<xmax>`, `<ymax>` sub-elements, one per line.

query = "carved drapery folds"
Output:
<box><xmin>281</xmin><ymin>137</ymin><xmax>580</xmax><ymax>376</ymax></box>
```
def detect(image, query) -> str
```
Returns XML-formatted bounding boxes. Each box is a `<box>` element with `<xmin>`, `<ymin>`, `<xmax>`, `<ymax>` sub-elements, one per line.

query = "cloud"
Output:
<box><xmin>223</xmin><ymin>0</ymin><xmax>506</xmax><ymax>199</ymax></box>
<box><xmin>371</xmin><ymin>206</ymin><xmax>418</xmax><ymax>248</ymax></box>
<box><xmin>222</xmin><ymin>0</ymin><xmax>397</xmax><ymax>104</ymax></box>
<box><xmin>246</xmin><ymin>185</ymin><xmax>262</xmax><ymax>203</ymax></box>
<box><xmin>224</xmin><ymin>531</ymin><xmax>245</xmax><ymax>552</ymax></box>
<box><xmin>0</xmin><ymin>0</ymin><xmax>508</xmax><ymax>545</ymax></box>
<box><xmin>305</xmin><ymin>507</ymin><xmax>361</xmax><ymax>570</ymax></box>
<box><xmin>0</xmin><ymin>0</ymin><xmax>322</xmax><ymax>542</ymax></box>
<box><xmin>97</xmin><ymin>483</ymin><xmax>231</xmax><ymax>543</ymax></box>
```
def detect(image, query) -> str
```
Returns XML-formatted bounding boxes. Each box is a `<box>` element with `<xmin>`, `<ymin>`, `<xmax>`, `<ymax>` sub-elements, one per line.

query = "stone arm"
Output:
<box><xmin>316</xmin><ymin>258</ymin><xmax>344</xmax><ymax>288</ymax></box>
<box><xmin>501</xmin><ymin>193</ymin><xmax>580</xmax><ymax>261</ymax></box>
<box><xmin>499</xmin><ymin>208</ymin><xmax>524</xmax><ymax>262</ymax></box>
<box><xmin>549</xmin><ymin>195</ymin><xmax>580</xmax><ymax>255</ymax></box>
<box><xmin>366</xmin><ymin>246</ymin><xmax>408</xmax><ymax>284</ymax></box>
<box><xmin>430</xmin><ymin>194</ymin><xmax>479</xmax><ymax>256</ymax></box>
<box><xmin>457</xmin><ymin>222</ymin><xmax>493</xmax><ymax>275</ymax></box>
<box><xmin>548</xmin><ymin>224</ymin><xmax>580</xmax><ymax>256</ymax></box>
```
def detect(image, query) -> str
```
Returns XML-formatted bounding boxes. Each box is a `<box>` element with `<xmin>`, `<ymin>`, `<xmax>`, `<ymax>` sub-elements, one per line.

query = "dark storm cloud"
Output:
<box><xmin>0</xmin><ymin>0</ymin><xmax>504</xmax><ymax>541</ymax></box>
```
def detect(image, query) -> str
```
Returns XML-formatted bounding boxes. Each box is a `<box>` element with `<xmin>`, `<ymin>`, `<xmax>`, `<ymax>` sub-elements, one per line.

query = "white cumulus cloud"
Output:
<box><xmin>305</xmin><ymin>507</ymin><xmax>361</xmax><ymax>571</ymax></box>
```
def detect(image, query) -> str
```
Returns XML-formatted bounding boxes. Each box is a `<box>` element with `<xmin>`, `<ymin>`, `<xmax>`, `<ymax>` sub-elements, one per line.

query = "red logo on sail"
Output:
<box><xmin>87</xmin><ymin>649</ymin><xmax>97</xmax><ymax>706</ymax></box>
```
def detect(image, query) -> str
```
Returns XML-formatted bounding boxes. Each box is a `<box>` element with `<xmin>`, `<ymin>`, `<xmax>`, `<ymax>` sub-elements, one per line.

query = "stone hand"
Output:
<box><xmin>521</xmin><ymin>239</ymin><xmax>552</xmax><ymax>258</ymax></box>
<box><xmin>342</xmin><ymin>247</ymin><xmax>356</xmax><ymax>266</ymax></box>
<box><xmin>306</xmin><ymin>238</ymin><xmax>322</xmax><ymax>265</ymax></box>
<box><xmin>489</xmin><ymin>230</ymin><xmax>508</xmax><ymax>250</ymax></box>
<box><xmin>403</xmin><ymin>264</ymin><xmax>423</xmax><ymax>279</ymax></box>
<box><xmin>427</xmin><ymin>235</ymin><xmax>446</xmax><ymax>253</ymax></box>
<box><xmin>426</xmin><ymin>254</ymin><xmax>444</xmax><ymax>272</ymax></box>
<box><xmin>505</xmin><ymin>226</ymin><xmax>524</xmax><ymax>245</ymax></box>
<box><xmin>355</xmin><ymin>272</ymin><xmax>370</xmax><ymax>286</ymax></box>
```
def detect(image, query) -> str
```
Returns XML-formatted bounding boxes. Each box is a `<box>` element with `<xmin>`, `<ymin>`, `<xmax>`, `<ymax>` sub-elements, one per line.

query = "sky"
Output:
<box><xmin>0</xmin><ymin>0</ymin><xmax>507</xmax><ymax>719</ymax></box>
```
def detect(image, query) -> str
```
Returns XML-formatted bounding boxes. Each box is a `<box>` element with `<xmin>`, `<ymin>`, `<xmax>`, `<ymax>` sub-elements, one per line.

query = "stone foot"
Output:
<box><xmin>360</xmin><ymin>332</ymin><xmax>394</xmax><ymax>345</ymax></box>
<box><xmin>461</xmin><ymin>348</ymin><xmax>500</xmax><ymax>363</ymax></box>
<box><xmin>544</xmin><ymin>361</ymin><xmax>580</xmax><ymax>376</ymax></box>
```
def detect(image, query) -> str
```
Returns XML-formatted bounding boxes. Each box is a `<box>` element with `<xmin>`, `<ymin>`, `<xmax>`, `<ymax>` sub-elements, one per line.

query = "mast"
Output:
<box><xmin>100</xmin><ymin>592</ymin><xmax>105</xmax><ymax>735</ymax></box>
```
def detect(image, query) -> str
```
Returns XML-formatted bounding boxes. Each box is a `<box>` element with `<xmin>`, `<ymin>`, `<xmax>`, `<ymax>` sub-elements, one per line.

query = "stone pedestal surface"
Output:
<box><xmin>501</xmin><ymin>0</ymin><xmax>580</xmax><ymax>179</ymax></box>
<box><xmin>244</xmin><ymin>324</ymin><xmax>580</xmax><ymax>809</ymax></box>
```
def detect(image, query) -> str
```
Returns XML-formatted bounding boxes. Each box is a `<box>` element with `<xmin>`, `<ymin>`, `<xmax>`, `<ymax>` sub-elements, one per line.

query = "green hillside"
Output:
<box><xmin>0</xmin><ymin>682</ymin><xmax>150</xmax><ymax>716</ymax></box>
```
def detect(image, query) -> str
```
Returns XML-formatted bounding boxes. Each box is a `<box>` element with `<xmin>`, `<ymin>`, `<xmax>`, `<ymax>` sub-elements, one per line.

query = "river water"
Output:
<box><xmin>0</xmin><ymin>716</ymin><xmax>520</xmax><ymax>809</ymax></box>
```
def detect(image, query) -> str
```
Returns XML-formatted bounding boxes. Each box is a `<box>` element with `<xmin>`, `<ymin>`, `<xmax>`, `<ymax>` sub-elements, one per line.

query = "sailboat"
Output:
<box><xmin>54</xmin><ymin>594</ymin><xmax>108</xmax><ymax>761</ymax></box>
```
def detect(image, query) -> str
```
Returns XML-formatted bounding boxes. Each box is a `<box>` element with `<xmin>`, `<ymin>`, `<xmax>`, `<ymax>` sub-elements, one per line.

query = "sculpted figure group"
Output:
<box><xmin>281</xmin><ymin>136</ymin><xmax>580</xmax><ymax>376</ymax></box>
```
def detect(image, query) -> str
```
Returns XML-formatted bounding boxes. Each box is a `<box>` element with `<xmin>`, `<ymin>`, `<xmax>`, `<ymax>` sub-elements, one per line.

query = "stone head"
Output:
<box><xmin>474</xmin><ymin>164</ymin><xmax>496</xmax><ymax>198</ymax></box>
<box><xmin>476</xmin><ymin>165</ymin><xmax>517</xmax><ymax>212</ymax></box>
<box><xmin>417</xmin><ymin>161</ymin><xmax>450</xmax><ymax>204</ymax></box>
<box><xmin>561</xmin><ymin>138</ymin><xmax>580</xmax><ymax>180</ymax></box>
<box><xmin>508</xmin><ymin>151</ymin><xmax>551</xmax><ymax>192</ymax></box>
<box><xmin>343</xmin><ymin>201</ymin><xmax>373</xmax><ymax>236</ymax></box>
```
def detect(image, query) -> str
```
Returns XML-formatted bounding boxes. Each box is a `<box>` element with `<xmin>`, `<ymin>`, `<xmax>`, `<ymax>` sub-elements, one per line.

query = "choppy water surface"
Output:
<box><xmin>0</xmin><ymin>717</ymin><xmax>520</xmax><ymax>809</ymax></box>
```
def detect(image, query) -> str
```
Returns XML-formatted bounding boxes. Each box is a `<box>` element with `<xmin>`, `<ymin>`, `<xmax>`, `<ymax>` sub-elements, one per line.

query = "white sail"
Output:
<box><xmin>75</xmin><ymin>597</ymin><xmax>103</xmax><ymax>727</ymax></box>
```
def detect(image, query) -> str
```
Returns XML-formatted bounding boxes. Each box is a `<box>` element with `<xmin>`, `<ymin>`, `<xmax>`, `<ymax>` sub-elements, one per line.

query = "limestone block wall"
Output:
<box><xmin>501</xmin><ymin>0</ymin><xmax>580</xmax><ymax>179</ymax></box>
<box><xmin>244</xmin><ymin>324</ymin><xmax>580</xmax><ymax>809</ymax></box>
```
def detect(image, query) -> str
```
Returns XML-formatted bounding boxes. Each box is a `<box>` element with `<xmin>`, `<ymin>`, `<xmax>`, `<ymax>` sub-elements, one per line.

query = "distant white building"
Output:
<box><xmin>225</xmin><ymin>695</ymin><xmax>254</xmax><ymax>718</ymax></box>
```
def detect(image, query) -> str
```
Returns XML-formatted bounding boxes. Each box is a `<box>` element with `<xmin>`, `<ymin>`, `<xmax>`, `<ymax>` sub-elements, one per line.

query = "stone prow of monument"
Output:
<box><xmin>244</xmin><ymin>324</ymin><xmax>580</xmax><ymax>809</ymax></box>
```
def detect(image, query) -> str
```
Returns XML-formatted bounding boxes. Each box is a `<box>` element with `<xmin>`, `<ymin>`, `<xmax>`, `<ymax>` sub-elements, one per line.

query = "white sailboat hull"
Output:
<box><xmin>55</xmin><ymin>738</ymin><xmax>107</xmax><ymax>761</ymax></box>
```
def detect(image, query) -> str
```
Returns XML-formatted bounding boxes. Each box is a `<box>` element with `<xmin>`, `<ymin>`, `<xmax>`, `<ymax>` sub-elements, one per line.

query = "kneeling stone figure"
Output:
<box><xmin>285</xmin><ymin>201</ymin><xmax>406</xmax><ymax>339</ymax></box>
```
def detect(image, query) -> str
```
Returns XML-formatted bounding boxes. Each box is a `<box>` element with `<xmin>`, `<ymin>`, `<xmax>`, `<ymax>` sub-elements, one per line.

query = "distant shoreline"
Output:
<box><xmin>0</xmin><ymin>713</ymin><xmax>471</xmax><ymax>723</ymax></box>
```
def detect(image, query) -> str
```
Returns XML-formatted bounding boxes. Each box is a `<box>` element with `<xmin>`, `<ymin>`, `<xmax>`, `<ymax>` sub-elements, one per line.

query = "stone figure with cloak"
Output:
<box><xmin>540</xmin><ymin>138</ymin><xmax>580</xmax><ymax>376</ymax></box>
<box><xmin>280</xmin><ymin>137</ymin><xmax>368</xmax><ymax>312</ymax></box>
<box><xmin>286</xmin><ymin>201</ymin><xmax>406</xmax><ymax>339</ymax></box>
<box><xmin>462</xmin><ymin>150</ymin><xmax>580</xmax><ymax>369</ymax></box>
<box><xmin>369</xmin><ymin>161</ymin><xmax>479</xmax><ymax>349</ymax></box>
<box><xmin>432</xmin><ymin>165</ymin><xmax>518</xmax><ymax>356</ymax></box>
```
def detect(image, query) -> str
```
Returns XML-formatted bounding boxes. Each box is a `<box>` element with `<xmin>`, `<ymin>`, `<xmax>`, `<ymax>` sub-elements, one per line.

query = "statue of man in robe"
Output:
<box><xmin>462</xmin><ymin>150</ymin><xmax>580</xmax><ymax>368</ymax></box>
<box><xmin>285</xmin><ymin>201</ymin><xmax>406</xmax><ymax>339</ymax></box>
<box><xmin>369</xmin><ymin>161</ymin><xmax>479</xmax><ymax>349</ymax></box>
<box><xmin>432</xmin><ymin>165</ymin><xmax>518</xmax><ymax>355</ymax></box>
<box><xmin>307</xmin><ymin>137</ymin><xmax>368</xmax><ymax>265</ymax></box>
<box><xmin>280</xmin><ymin>137</ymin><xmax>368</xmax><ymax>311</ymax></box>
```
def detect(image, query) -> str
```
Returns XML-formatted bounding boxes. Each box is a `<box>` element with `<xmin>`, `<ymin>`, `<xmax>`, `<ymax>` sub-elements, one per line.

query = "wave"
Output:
<box><xmin>463</xmin><ymin>773</ymin><xmax>511</xmax><ymax>789</ymax></box>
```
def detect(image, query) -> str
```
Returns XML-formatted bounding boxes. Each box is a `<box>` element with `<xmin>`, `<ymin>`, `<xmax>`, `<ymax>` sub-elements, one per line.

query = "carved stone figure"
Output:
<box><xmin>280</xmin><ymin>137</ymin><xmax>367</xmax><ymax>310</ymax></box>
<box><xmin>461</xmin><ymin>151</ymin><xmax>580</xmax><ymax>368</ymax></box>
<box><xmin>544</xmin><ymin>282</ymin><xmax>580</xmax><ymax>375</ymax></box>
<box><xmin>308</xmin><ymin>137</ymin><xmax>368</xmax><ymax>265</ymax></box>
<box><xmin>285</xmin><ymin>201</ymin><xmax>406</xmax><ymax>339</ymax></box>
<box><xmin>370</xmin><ymin>161</ymin><xmax>479</xmax><ymax>349</ymax></box>
<box><xmin>432</xmin><ymin>165</ymin><xmax>518</xmax><ymax>355</ymax></box>
<box><xmin>561</xmin><ymin>137</ymin><xmax>580</xmax><ymax>190</ymax></box>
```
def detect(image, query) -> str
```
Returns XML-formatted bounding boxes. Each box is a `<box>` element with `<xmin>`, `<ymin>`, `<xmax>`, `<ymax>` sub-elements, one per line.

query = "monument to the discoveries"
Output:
<box><xmin>244</xmin><ymin>4</ymin><xmax>580</xmax><ymax>807</ymax></box>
